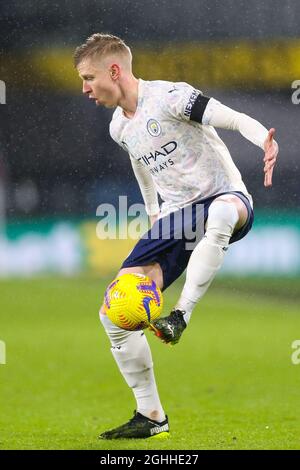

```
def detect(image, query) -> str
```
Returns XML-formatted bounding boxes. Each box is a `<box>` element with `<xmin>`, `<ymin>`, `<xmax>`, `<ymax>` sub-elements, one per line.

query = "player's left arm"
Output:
<box><xmin>190</xmin><ymin>96</ymin><xmax>279</xmax><ymax>187</ymax></box>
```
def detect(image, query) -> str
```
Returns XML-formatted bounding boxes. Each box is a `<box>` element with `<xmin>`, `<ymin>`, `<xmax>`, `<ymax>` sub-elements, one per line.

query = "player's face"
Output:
<box><xmin>77</xmin><ymin>58</ymin><xmax>119</xmax><ymax>108</ymax></box>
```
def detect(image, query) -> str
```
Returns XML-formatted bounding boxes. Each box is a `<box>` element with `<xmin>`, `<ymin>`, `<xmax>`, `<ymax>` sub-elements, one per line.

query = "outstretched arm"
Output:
<box><xmin>193</xmin><ymin>97</ymin><xmax>279</xmax><ymax>187</ymax></box>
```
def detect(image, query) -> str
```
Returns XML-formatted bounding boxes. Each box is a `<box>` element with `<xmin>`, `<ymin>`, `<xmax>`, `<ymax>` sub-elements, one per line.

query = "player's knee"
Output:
<box><xmin>100</xmin><ymin>311</ymin><xmax>133</xmax><ymax>347</ymax></box>
<box><xmin>99</xmin><ymin>275</ymin><xmax>117</xmax><ymax>318</ymax></box>
<box><xmin>206</xmin><ymin>200</ymin><xmax>239</xmax><ymax>246</ymax></box>
<box><xmin>117</xmin><ymin>265</ymin><xmax>163</xmax><ymax>291</ymax></box>
<box><xmin>100</xmin><ymin>310</ymin><xmax>116</xmax><ymax>333</ymax></box>
<box><xmin>99</xmin><ymin>304</ymin><xmax>106</xmax><ymax>316</ymax></box>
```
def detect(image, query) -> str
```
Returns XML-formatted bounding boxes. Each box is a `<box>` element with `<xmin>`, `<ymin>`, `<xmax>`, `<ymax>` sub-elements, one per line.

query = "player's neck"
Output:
<box><xmin>118</xmin><ymin>76</ymin><xmax>139</xmax><ymax>119</ymax></box>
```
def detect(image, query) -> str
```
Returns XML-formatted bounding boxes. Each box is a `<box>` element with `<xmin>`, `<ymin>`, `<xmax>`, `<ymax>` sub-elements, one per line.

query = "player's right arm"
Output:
<box><xmin>130</xmin><ymin>156</ymin><xmax>160</xmax><ymax>225</ymax></box>
<box><xmin>109</xmin><ymin>113</ymin><xmax>159</xmax><ymax>226</ymax></box>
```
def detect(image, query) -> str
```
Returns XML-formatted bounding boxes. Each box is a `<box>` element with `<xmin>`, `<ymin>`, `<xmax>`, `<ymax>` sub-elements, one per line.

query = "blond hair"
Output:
<box><xmin>74</xmin><ymin>33</ymin><xmax>132</xmax><ymax>68</ymax></box>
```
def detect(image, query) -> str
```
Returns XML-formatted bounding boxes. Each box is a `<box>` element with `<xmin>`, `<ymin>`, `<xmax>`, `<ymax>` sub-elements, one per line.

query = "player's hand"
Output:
<box><xmin>263</xmin><ymin>128</ymin><xmax>278</xmax><ymax>187</ymax></box>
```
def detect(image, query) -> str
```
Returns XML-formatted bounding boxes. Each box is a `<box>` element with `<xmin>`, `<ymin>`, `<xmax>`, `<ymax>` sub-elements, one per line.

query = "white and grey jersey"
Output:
<box><xmin>109</xmin><ymin>79</ymin><xmax>259</xmax><ymax>217</ymax></box>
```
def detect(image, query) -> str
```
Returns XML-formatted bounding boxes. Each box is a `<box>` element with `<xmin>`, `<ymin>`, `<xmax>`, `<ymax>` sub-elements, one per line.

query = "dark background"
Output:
<box><xmin>0</xmin><ymin>0</ymin><xmax>299</xmax><ymax>219</ymax></box>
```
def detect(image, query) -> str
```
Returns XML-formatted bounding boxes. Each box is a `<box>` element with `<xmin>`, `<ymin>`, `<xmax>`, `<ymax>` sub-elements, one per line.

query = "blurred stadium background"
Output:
<box><xmin>0</xmin><ymin>0</ymin><xmax>299</xmax><ymax>278</ymax></box>
<box><xmin>0</xmin><ymin>0</ymin><xmax>300</xmax><ymax>450</ymax></box>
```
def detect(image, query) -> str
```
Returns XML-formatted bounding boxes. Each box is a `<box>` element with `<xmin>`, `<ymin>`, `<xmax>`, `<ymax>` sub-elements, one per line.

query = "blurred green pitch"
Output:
<box><xmin>0</xmin><ymin>276</ymin><xmax>300</xmax><ymax>450</ymax></box>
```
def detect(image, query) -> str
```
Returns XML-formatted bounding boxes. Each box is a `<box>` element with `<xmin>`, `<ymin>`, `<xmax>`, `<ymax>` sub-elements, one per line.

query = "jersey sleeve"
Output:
<box><xmin>130</xmin><ymin>156</ymin><xmax>160</xmax><ymax>216</ymax></box>
<box><xmin>202</xmin><ymin>98</ymin><xmax>270</xmax><ymax>149</ymax></box>
<box><xmin>164</xmin><ymin>82</ymin><xmax>272</xmax><ymax>150</ymax></box>
<box><xmin>109</xmin><ymin>117</ymin><xmax>159</xmax><ymax>216</ymax></box>
<box><xmin>164</xmin><ymin>82</ymin><xmax>211</xmax><ymax>123</ymax></box>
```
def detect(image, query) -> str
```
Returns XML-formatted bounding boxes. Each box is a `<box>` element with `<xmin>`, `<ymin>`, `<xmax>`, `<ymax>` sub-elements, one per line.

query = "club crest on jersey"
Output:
<box><xmin>147</xmin><ymin>119</ymin><xmax>162</xmax><ymax>137</ymax></box>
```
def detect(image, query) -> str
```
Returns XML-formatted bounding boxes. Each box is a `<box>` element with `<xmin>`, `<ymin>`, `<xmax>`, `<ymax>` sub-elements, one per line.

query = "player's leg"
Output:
<box><xmin>99</xmin><ymin>263</ymin><xmax>169</xmax><ymax>439</ymax></box>
<box><xmin>151</xmin><ymin>194</ymin><xmax>250</xmax><ymax>344</ymax></box>
<box><xmin>177</xmin><ymin>194</ymin><xmax>247</xmax><ymax>319</ymax></box>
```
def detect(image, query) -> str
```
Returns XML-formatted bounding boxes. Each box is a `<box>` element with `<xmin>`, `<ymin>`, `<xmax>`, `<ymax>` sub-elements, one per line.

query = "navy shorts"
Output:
<box><xmin>121</xmin><ymin>191</ymin><xmax>254</xmax><ymax>291</ymax></box>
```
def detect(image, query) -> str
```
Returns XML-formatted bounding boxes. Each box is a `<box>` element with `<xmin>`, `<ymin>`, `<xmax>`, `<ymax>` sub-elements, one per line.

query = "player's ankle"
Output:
<box><xmin>138</xmin><ymin>409</ymin><xmax>166</xmax><ymax>423</ymax></box>
<box><xmin>175</xmin><ymin>301</ymin><xmax>195</xmax><ymax>324</ymax></box>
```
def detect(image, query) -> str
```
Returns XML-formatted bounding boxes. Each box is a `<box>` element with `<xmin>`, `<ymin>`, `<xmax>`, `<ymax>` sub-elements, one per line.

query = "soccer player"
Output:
<box><xmin>74</xmin><ymin>34</ymin><xmax>278</xmax><ymax>439</ymax></box>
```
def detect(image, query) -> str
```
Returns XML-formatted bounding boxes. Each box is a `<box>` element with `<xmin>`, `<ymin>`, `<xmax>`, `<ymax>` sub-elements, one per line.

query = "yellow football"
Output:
<box><xmin>103</xmin><ymin>273</ymin><xmax>163</xmax><ymax>330</ymax></box>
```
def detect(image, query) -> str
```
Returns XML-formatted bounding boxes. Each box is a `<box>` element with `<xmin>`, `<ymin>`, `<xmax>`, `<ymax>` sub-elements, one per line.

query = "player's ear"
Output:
<box><xmin>110</xmin><ymin>64</ymin><xmax>120</xmax><ymax>80</ymax></box>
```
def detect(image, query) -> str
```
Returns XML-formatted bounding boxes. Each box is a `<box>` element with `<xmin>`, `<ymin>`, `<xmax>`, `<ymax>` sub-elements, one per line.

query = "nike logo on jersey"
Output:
<box><xmin>168</xmin><ymin>86</ymin><xmax>178</xmax><ymax>93</ymax></box>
